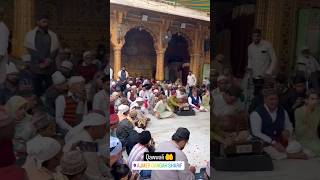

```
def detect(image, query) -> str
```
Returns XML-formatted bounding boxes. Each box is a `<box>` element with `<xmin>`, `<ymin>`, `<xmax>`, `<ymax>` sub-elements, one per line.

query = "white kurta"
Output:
<box><xmin>24</xmin><ymin>27</ymin><xmax>59</xmax><ymax>53</ymax></box>
<box><xmin>151</xmin><ymin>141</ymin><xmax>195</xmax><ymax>180</ymax></box>
<box><xmin>92</xmin><ymin>90</ymin><xmax>108</xmax><ymax>116</ymax></box>
<box><xmin>187</xmin><ymin>74</ymin><xmax>197</xmax><ymax>87</ymax></box>
<box><xmin>247</xmin><ymin>40</ymin><xmax>277</xmax><ymax>78</ymax></box>
<box><xmin>0</xmin><ymin>22</ymin><xmax>9</xmax><ymax>83</ymax></box>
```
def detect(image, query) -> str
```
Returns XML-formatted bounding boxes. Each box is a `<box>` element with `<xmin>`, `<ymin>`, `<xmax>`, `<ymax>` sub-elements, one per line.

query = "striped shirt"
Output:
<box><xmin>128</xmin><ymin>143</ymin><xmax>149</xmax><ymax>173</ymax></box>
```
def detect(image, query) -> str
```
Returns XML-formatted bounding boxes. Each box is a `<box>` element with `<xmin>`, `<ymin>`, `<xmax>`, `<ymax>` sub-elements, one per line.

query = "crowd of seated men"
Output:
<box><xmin>212</xmin><ymin>73</ymin><xmax>320</xmax><ymax>162</ymax></box>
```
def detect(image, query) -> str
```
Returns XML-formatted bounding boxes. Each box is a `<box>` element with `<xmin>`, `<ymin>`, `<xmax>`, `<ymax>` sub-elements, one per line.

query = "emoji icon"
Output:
<box><xmin>165</xmin><ymin>153</ymin><xmax>173</xmax><ymax>160</ymax></box>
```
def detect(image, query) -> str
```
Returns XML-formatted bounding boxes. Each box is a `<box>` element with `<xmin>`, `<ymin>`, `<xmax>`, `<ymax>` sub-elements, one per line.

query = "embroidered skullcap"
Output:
<box><xmin>60</xmin><ymin>150</ymin><xmax>87</xmax><ymax>176</ymax></box>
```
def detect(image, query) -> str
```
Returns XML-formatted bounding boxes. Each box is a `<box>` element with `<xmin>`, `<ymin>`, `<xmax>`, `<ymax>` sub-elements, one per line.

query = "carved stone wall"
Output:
<box><xmin>35</xmin><ymin>0</ymin><xmax>107</xmax><ymax>57</ymax></box>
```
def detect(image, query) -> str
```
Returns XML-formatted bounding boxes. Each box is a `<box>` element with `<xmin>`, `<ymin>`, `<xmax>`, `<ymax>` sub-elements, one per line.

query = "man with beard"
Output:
<box><xmin>247</xmin><ymin>29</ymin><xmax>277</xmax><ymax>96</ymax></box>
<box><xmin>151</xmin><ymin>128</ymin><xmax>196</xmax><ymax>180</ymax></box>
<box><xmin>0</xmin><ymin>62</ymin><xmax>20</xmax><ymax>105</ymax></box>
<box><xmin>55</xmin><ymin>76</ymin><xmax>88</xmax><ymax>135</ymax></box>
<box><xmin>44</xmin><ymin>71</ymin><xmax>68</xmax><ymax>116</ymax></box>
<box><xmin>24</xmin><ymin>15</ymin><xmax>59</xmax><ymax>96</ymax></box>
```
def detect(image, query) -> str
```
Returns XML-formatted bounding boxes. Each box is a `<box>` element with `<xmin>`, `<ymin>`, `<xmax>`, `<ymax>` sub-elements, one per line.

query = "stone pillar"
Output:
<box><xmin>191</xmin><ymin>53</ymin><xmax>201</xmax><ymax>83</ymax></box>
<box><xmin>113</xmin><ymin>46</ymin><xmax>122</xmax><ymax>80</ymax></box>
<box><xmin>12</xmin><ymin>0</ymin><xmax>35</xmax><ymax>57</ymax></box>
<box><xmin>155</xmin><ymin>50</ymin><xmax>164</xmax><ymax>81</ymax></box>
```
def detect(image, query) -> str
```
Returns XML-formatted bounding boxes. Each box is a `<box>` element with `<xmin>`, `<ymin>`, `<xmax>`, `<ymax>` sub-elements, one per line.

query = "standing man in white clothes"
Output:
<box><xmin>0</xmin><ymin>7</ymin><xmax>10</xmax><ymax>84</ymax></box>
<box><xmin>187</xmin><ymin>71</ymin><xmax>197</xmax><ymax>96</ymax></box>
<box><xmin>247</xmin><ymin>29</ymin><xmax>277</xmax><ymax>96</ymax></box>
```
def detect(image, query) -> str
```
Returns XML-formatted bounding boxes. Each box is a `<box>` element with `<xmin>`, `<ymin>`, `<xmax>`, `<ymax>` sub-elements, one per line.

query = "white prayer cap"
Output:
<box><xmin>136</xmin><ymin>97</ymin><xmax>144</xmax><ymax>102</ymax></box>
<box><xmin>168</xmin><ymin>84</ymin><xmax>172</xmax><ymax>87</ymax></box>
<box><xmin>109</xmin><ymin>137</ymin><xmax>122</xmax><ymax>156</ymax></box>
<box><xmin>26</xmin><ymin>136</ymin><xmax>61</xmax><ymax>169</ymax></box>
<box><xmin>217</xmin><ymin>75</ymin><xmax>228</xmax><ymax>82</ymax></box>
<box><xmin>83</xmin><ymin>51</ymin><xmax>92</xmax><ymax>58</ymax></box>
<box><xmin>21</xmin><ymin>54</ymin><xmax>31</xmax><ymax>62</ymax></box>
<box><xmin>52</xmin><ymin>71</ymin><xmax>66</xmax><ymax>85</ymax></box>
<box><xmin>81</xmin><ymin>112</ymin><xmax>106</xmax><ymax>127</ymax></box>
<box><xmin>286</xmin><ymin>140</ymin><xmax>302</xmax><ymax>154</ymax></box>
<box><xmin>6</xmin><ymin>62</ymin><xmax>19</xmax><ymax>75</ymax></box>
<box><xmin>61</xmin><ymin>60</ymin><xmax>73</xmax><ymax>70</ymax></box>
<box><xmin>132</xmin><ymin>85</ymin><xmax>137</xmax><ymax>89</ymax></box>
<box><xmin>126</xmin><ymin>84</ymin><xmax>131</xmax><ymax>89</ymax></box>
<box><xmin>153</xmin><ymin>89</ymin><xmax>159</xmax><ymax>93</ymax></box>
<box><xmin>64</xmin><ymin>112</ymin><xmax>106</xmax><ymax>143</ymax></box>
<box><xmin>111</xmin><ymin>81</ymin><xmax>116</xmax><ymax>86</ymax></box>
<box><xmin>118</xmin><ymin>104</ymin><xmax>129</xmax><ymax>114</ymax></box>
<box><xmin>68</xmin><ymin>76</ymin><xmax>85</xmax><ymax>86</ymax></box>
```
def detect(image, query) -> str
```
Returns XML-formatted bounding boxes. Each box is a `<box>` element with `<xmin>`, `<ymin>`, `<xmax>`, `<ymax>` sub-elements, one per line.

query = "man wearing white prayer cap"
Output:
<box><xmin>58</xmin><ymin>60</ymin><xmax>73</xmax><ymax>79</ymax></box>
<box><xmin>43</xmin><ymin>71</ymin><xmax>68</xmax><ymax>116</ymax></box>
<box><xmin>212</xmin><ymin>75</ymin><xmax>230</xmax><ymax>96</ymax></box>
<box><xmin>116</xmin><ymin>104</ymin><xmax>134</xmax><ymax>147</ymax></box>
<box><xmin>64</xmin><ymin>112</ymin><xmax>107</xmax><ymax>180</ymax></box>
<box><xmin>23</xmin><ymin>136</ymin><xmax>62</xmax><ymax>180</ymax></box>
<box><xmin>117</xmin><ymin>104</ymin><xmax>130</xmax><ymax>118</ymax></box>
<box><xmin>108</xmin><ymin>137</ymin><xmax>123</xmax><ymax>166</ymax></box>
<box><xmin>127</xmin><ymin>84</ymin><xmax>138</xmax><ymax>104</ymax></box>
<box><xmin>55</xmin><ymin>76</ymin><xmax>87</xmax><ymax>135</ymax></box>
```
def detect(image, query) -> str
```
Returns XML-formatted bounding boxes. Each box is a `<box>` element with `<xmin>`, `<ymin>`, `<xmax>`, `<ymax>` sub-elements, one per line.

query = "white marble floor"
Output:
<box><xmin>145</xmin><ymin>111</ymin><xmax>211</xmax><ymax>170</ymax></box>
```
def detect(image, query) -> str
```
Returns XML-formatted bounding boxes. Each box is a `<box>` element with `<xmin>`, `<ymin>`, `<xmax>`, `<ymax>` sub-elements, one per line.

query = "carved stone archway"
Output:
<box><xmin>121</xmin><ymin>26</ymin><xmax>157</xmax><ymax>78</ymax></box>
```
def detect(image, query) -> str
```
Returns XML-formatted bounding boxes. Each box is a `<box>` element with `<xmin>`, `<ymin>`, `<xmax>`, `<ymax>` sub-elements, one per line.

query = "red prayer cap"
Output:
<box><xmin>110</xmin><ymin>114</ymin><xmax>119</xmax><ymax>125</ymax></box>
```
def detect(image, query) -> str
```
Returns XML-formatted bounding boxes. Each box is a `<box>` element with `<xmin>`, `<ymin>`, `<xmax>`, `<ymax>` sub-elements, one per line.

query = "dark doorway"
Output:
<box><xmin>121</xmin><ymin>28</ymin><xmax>156</xmax><ymax>79</ymax></box>
<box><xmin>164</xmin><ymin>34</ymin><xmax>190</xmax><ymax>85</ymax></box>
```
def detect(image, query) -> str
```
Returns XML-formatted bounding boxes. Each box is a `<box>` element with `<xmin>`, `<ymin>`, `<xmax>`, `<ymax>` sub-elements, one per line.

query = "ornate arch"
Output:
<box><xmin>165</xmin><ymin>29</ymin><xmax>193</xmax><ymax>54</ymax></box>
<box><xmin>122</xmin><ymin>24</ymin><xmax>159</xmax><ymax>50</ymax></box>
